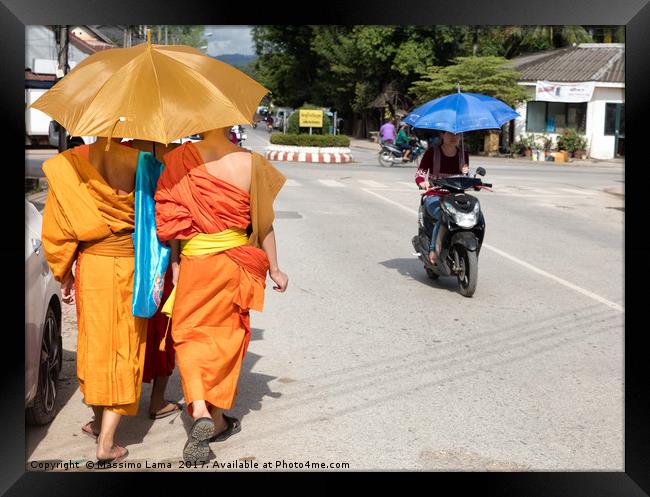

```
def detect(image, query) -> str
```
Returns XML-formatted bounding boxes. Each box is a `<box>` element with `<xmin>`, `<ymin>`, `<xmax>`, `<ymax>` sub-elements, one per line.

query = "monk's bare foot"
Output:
<box><xmin>96</xmin><ymin>444</ymin><xmax>128</xmax><ymax>463</ymax></box>
<box><xmin>149</xmin><ymin>400</ymin><xmax>182</xmax><ymax>419</ymax></box>
<box><xmin>81</xmin><ymin>419</ymin><xmax>100</xmax><ymax>440</ymax></box>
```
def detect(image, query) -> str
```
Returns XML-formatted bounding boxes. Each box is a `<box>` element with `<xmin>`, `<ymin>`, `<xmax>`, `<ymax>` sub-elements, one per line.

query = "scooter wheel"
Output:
<box><xmin>425</xmin><ymin>267</ymin><xmax>440</xmax><ymax>280</ymax></box>
<box><xmin>378</xmin><ymin>151</ymin><xmax>394</xmax><ymax>167</ymax></box>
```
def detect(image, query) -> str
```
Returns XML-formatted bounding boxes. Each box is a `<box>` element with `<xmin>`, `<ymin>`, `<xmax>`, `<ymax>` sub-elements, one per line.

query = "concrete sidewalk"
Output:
<box><xmin>349</xmin><ymin>138</ymin><xmax>625</xmax><ymax>169</ymax></box>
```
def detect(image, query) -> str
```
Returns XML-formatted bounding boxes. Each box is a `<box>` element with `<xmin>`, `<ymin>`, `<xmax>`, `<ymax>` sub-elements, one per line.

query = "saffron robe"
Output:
<box><xmin>41</xmin><ymin>147</ymin><xmax>147</xmax><ymax>416</ymax></box>
<box><xmin>154</xmin><ymin>142</ymin><xmax>285</xmax><ymax>410</ymax></box>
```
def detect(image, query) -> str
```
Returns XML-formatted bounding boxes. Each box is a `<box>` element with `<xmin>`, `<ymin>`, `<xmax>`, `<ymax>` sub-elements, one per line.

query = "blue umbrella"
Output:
<box><xmin>403</xmin><ymin>92</ymin><xmax>519</xmax><ymax>133</ymax></box>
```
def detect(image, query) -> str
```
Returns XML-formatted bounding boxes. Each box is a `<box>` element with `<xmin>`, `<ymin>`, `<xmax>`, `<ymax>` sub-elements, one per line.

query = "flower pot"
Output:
<box><xmin>574</xmin><ymin>150</ymin><xmax>587</xmax><ymax>160</ymax></box>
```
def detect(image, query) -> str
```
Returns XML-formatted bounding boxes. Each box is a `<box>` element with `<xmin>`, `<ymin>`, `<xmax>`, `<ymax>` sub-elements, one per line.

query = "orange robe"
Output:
<box><xmin>155</xmin><ymin>142</ymin><xmax>283</xmax><ymax>411</ymax></box>
<box><xmin>41</xmin><ymin>147</ymin><xmax>147</xmax><ymax>416</ymax></box>
<box><xmin>142</xmin><ymin>269</ymin><xmax>175</xmax><ymax>383</ymax></box>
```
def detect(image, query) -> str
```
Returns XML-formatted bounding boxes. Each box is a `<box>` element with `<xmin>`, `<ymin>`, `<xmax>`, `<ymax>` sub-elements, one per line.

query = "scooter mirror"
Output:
<box><xmin>475</xmin><ymin>167</ymin><xmax>486</xmax><ymax>177</ymax></box>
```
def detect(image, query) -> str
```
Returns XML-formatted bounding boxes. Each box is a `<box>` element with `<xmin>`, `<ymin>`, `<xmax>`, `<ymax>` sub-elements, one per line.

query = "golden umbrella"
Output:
<box><xmin>31</xmin><ymin>33</ymin><xmax>268</xmax><ymax>146</ymax></box>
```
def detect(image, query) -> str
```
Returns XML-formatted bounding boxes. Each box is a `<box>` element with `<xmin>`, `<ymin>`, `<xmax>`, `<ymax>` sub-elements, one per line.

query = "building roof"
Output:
<box><xmin>69</xmin><ymin>31</ymin><xmax>115</xmax><ymax>54</ymax></box>
<box><xmin>25</xmin><ymin>69</ymin><xmax>55</xmax><ymax>81</ymax></box>
<box><xmin>512</xmin><ymin>43</ymin><xmax>624</xmax><ymax>83</ymax></box>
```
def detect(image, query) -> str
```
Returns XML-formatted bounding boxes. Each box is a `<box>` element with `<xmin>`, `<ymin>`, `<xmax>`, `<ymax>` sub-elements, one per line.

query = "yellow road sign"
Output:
<box><xmin>299</xmin><ymin>109</ymin><xmax>323</xmax><ymax>127</ymax></box>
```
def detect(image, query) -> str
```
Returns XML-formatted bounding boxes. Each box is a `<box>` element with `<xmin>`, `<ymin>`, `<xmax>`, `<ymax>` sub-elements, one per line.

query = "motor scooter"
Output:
<box><xmin>411</xmin><ymin>167</ymin><xmax>492</xmax><ymax>297</ymax></box>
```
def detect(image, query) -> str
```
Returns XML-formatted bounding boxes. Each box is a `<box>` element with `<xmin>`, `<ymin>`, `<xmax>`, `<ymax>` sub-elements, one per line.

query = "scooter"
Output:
<box><xmin>378</xmin><ymin>140</ymin><xmax>426</xmax><ymax>167</ymax></box>
<box><xmin>411</xmin><ymin>167</ymin><xmax>492</xmax><ymax>297</ymax></box>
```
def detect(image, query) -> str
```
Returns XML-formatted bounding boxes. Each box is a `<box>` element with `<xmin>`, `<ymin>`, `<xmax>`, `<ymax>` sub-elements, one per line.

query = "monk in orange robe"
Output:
<box><xmin>155</xmin><ymin>127</ymin><xmax>288</xmax><ymax>463</ymax></box>
<box><xmin>41</xmin><ymin>138</ymin><xmax>146</xmax><ymax>463</ymax></box>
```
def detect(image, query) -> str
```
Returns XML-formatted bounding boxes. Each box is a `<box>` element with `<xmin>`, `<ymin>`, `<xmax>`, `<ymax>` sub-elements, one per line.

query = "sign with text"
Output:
<box><xmin>299</xmin><ymin>109</ymin><xmax>324</xmax><ymax>127</ymax></box>
<box><xmin>535</xmin><ymin>81</ymin><xmax>595</xmax><ymax>103</ymax></box>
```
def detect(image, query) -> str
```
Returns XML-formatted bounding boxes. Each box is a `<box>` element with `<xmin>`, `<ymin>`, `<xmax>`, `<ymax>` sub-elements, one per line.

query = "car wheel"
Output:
<box><xmin>26</xmin><ymin>305</ymin><xmax>62</xmax><ymax>425</ymax></box>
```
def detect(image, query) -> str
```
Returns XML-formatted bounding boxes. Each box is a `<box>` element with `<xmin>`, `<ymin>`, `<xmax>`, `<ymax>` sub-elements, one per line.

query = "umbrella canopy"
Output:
<box><xmin>403</xmin><ymin>92</ymin><xmax>519</xmax><ymax>133</ymax></box>
<box><xmin>31</xmin><ymin>39</ymin><xmax>269</xmax><ymax>145</ymax></box>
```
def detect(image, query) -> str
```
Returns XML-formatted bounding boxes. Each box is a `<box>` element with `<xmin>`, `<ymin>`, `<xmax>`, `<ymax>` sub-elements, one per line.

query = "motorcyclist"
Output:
<box><xmin>266</xmin><ymin>115</ymin><xmax>274</xmax><ymax>131</ymax></box>
<box><xmin>415</xmin><ymin>131</ymin><xmax>469</xmax><ymax>265</ymax></box>
<box><xmin>396</xmin><ymin>123</ymin><xmax>417</xmax><ymax>162</ymax></box>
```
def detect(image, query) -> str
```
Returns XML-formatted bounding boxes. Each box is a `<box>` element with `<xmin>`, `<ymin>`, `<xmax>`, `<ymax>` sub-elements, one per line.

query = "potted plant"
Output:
<box><xmin>573</xmin><ymin>134</ymin><xmax>588</xmax><ymax>160</ymax></box>
<box><xmin>557</xmin><ymin>129</ymin><xmax>588</xmax><ymax>160</ymax></box>
<box><xmin>515</xmin><ymin>133</ymin><xmax>534</xmax><ymax>157</ymax></box>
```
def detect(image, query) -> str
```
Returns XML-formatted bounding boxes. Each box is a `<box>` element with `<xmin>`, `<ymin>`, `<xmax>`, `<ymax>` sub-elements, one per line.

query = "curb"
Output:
<box><xmin>266</xmin><ymin>146</ymin><xmax>353</xmax><ymax>164</ymax></box>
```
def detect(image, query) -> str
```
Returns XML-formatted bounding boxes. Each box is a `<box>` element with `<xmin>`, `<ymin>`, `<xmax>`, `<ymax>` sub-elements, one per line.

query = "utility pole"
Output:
<box><xmin>55</xmin><ymin>25</ymin><xmax>69</xmax><ymax>152</ymax></box>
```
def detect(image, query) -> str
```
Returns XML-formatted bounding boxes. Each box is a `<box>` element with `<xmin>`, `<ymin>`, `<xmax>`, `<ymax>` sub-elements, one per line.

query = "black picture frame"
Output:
<box><xmin>4</xmin><ymin>0</ymin><xmax>649</xmax><ymax>494</ymax></box>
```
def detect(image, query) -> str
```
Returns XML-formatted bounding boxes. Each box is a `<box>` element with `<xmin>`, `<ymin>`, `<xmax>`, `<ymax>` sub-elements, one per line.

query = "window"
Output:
<box><xmin>526</xmin><ymin>101</ymin><xmax>587</xmax><ymax>133</ymax></box>
<box><xmin>605</xmin><ymin>103</ymin><xmax>624</xmax><ymax>136</ymax></box>
<box><xmin>526</xmin><ymin>101</ymin><xmax>546</xmax><ymax>133</ymax></box>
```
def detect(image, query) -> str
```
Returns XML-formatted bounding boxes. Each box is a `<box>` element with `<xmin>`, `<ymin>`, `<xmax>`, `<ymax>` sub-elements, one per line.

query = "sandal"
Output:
<box><xmin>149</xmin><ymin>401</ymin><xmax>183</xmax><ymax>420</ymax></box>
<box><xmin>96</xmin><ymin>445</ymin><xmax>129</xmax><ymax>466</ymax></box>
<box><xmin>428</xmin><ymin>251</ymin><xmax>438</xmax><ymax>265</ymax></box>
<box><xmin>209</xmin><ymin>415</ymin><xmax>241</xmax><ymax>443</ymax></box>
<box><xmin>81</xmin><ymin>420</ymin><xmax>99</xmax><ymax>440</ymax></box>
<box><xmin>183</xmin><ymin>417</ymin><xmax>214</xmax><ymax>463</ymax></box>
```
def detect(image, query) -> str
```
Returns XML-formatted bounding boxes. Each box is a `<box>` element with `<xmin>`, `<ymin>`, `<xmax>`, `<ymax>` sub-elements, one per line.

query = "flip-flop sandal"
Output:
<box><xmin>183</xmin><ymin>417</ymin><xmax>214</xmax><ymax>463</ymax></box>
<box><xmin>81</xmin><ymin>420</ymin><xmax>99</xmax><ymax>440</ymax></box>
<box><xmin>209</xmin><ymin>415</ymin><xmax>241</xmax><ymax>443</ymax></box>
<box><xmin>96</xmin><ymin>446</ymin><xmax>129</xmax><ymax>467</ymax></box>
<box><xmin>149</xmin><ymin>401</ymin><xmax>183</xmax><ymax>420</ymax></box>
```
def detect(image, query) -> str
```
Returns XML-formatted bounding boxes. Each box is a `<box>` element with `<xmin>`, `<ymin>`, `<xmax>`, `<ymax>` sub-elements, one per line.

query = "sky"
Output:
<box><xmin>204</xmin><ymin>26</ymin><xmax>254</xmax><ymax>56</ymax></box>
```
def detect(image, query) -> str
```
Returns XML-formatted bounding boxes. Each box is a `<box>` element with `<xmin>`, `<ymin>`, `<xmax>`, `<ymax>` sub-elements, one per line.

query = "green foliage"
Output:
<box><xmin>253</xmin><ymin>26</ymin><xmax>468</xmax><ymax>119</ymax></box>
<box><xmin>252</xmin><ymin>26</ymin><xmax>326</xmax><ymax>108</ymax></box>
<box><xmin>286</xmin><ymin>104</ymin><xmax>332</xmax><ymax>134</ymax></box>
<box><xmin>540</xmin><ymin>134</ymin><xmax>553</xmax><ymax>152</ymax></box>
<box><xmin>410</xmin><ymin>56</ymin><xmax>529</xmax><ymax>109</ymax></box>
<box><xmin>270</xmin><ymin>133</ymin><xmax>350</xmax><ymax>147</ymax></box>
<box><xmin>556</xmin><ymin>129</ymin><xmax>588</xmax><ymax>152</ymax></box>
<box><xmin>511</xmin><ymin>132</ymin><xmax>536</xmax><ymax>153</ymax></box>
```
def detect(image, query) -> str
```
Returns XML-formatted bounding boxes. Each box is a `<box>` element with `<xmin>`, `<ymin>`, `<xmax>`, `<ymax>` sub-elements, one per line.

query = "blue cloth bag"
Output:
<box><xmin>132</xmin><ymin>151</ymin><xmax>171</xmax><ymax>318</ymax></box>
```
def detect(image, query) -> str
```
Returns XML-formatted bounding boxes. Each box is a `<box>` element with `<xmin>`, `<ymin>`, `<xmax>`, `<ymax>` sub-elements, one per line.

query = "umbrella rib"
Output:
<box><xmin>147</xmin><ymin>48</ymin><xmax>167</xmax><ymax>144</ymax></box>
<box><xmin>71</xmin><ymin>51</ymin><xmax>149</xmax><ymax>135</ymax></box>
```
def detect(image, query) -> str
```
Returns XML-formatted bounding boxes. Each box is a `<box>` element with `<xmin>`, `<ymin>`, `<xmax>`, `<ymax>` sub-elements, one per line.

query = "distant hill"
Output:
<box><xmin>213</xmin><ymin>54</ymin><xmax>256</xmax><ymax>68</ymax></box>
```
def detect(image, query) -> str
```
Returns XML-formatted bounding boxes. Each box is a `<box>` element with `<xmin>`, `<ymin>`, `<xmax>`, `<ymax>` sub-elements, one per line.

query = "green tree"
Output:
<box><xmin>410</xmin><ymin>56</ymin><xmax>529</xmax><ymax>108</ymax></box>
<box><xmin>251</xmin><ymin>26</ymin><xmax>327</xmax><ymax>108</ymax></box>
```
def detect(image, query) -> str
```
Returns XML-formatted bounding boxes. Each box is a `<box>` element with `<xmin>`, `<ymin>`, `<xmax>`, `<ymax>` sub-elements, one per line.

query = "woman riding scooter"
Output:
<box><xmin>415</xmin><ymin>131</ymin><xmax>469</xmax><ymax>265</ymax></box>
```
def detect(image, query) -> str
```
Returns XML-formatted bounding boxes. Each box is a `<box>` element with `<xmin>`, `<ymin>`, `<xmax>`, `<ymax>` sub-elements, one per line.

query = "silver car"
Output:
<box><xmin>25</xmin><ymin>200</ymin><xmax>62</xmax><ymax>425</ymax></box>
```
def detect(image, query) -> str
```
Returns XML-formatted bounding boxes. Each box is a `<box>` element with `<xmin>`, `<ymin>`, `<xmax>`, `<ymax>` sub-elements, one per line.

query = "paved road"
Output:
<box><xmin>26</xmin><ymin>127</ymin><xmax>624</xmax><ymax>471</ymax></box>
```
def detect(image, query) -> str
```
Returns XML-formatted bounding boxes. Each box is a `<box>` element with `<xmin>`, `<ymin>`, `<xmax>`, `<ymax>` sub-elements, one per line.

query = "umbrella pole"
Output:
<box><xmin>461</xmin><ymin>132</ymin><xmax>466</xmax><ymax>175</ymax></box>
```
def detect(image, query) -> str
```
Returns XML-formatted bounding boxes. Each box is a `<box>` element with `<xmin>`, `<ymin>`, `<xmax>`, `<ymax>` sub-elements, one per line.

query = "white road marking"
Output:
<box><xmin>318</xmin><ymin>179</ymin><xmax>346</xmax><ymax>188</ymax></box>
<box><xmin>360</xmin><ymin>188</ymin><xmax>623</xmax><ymax>313</ymax></box>
<box><xmin>359</xmin><ymin>180</ymin><xmax>387</xmax><ymax>188</ymax></box>
<box><xmin>527</xmin><ymin>187</ymin><xmax>554</xmax><ymax>194</ymax></box>
<box><xmin>284</xmin><ymin>179</ymin><xmax>301</xmax><ymax>187</ymax></box>
<box><xmin>398</xmin><ymin>181</ymin><xmax>417</xmax><ymax>188</ymax></box>
<box><xmin>559</xmin><ymin>188</ymin><xmax>598</xmax><ymax>195</ymax></box>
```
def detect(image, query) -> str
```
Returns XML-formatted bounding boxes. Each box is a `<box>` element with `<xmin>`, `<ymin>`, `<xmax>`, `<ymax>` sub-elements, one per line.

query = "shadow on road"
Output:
<box><xmin>26</xmin><ymin>347</ymin><xmax>81</xmax><ymax>460</ymax></box>
<box><xmin>177</xmin><ymin>331</ymin><xmax>280</xmax><ymax>461</ymax></box>
<box><xmin>379</xmin><ymin>257</ymin><xmax>462</xmax><ymax>294</ymax></box>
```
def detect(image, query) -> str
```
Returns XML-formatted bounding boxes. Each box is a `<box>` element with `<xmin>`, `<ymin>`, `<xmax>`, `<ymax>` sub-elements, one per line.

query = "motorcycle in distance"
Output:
<box><xmin>411</xmin><ymin>167</ymin><xmax>492</xmax><ymax>297</ymax></box>
<box><xmin>378</xmin><ymin>139</ymin><xmax>426</xmax><ymax>167</ymax></box>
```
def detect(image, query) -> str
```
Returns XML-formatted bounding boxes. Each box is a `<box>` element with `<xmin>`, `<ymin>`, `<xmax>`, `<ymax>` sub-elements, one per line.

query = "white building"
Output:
<box><xmin>25</xmin><ymin>26</ymin><xmax>116</xmax><ymax>145</ymax></box>
<box><xmin>511</xmin><ymin>43</ymin><xmax>624</xmax><ymax>160</ymax></box>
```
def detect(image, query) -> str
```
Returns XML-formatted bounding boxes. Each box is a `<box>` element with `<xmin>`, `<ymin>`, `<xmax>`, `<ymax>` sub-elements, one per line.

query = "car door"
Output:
<box><xmin>25</xmin><ymin>200</ymin><xmax>47</xmax><ymax>403</ymax></box>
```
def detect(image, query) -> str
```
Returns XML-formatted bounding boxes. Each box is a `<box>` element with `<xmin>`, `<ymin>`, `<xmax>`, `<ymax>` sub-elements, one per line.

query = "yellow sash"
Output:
<box><xmin>158</xmin><ymin>228</ymin><xmax>248</xmax><ymax>350</ymax></box>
